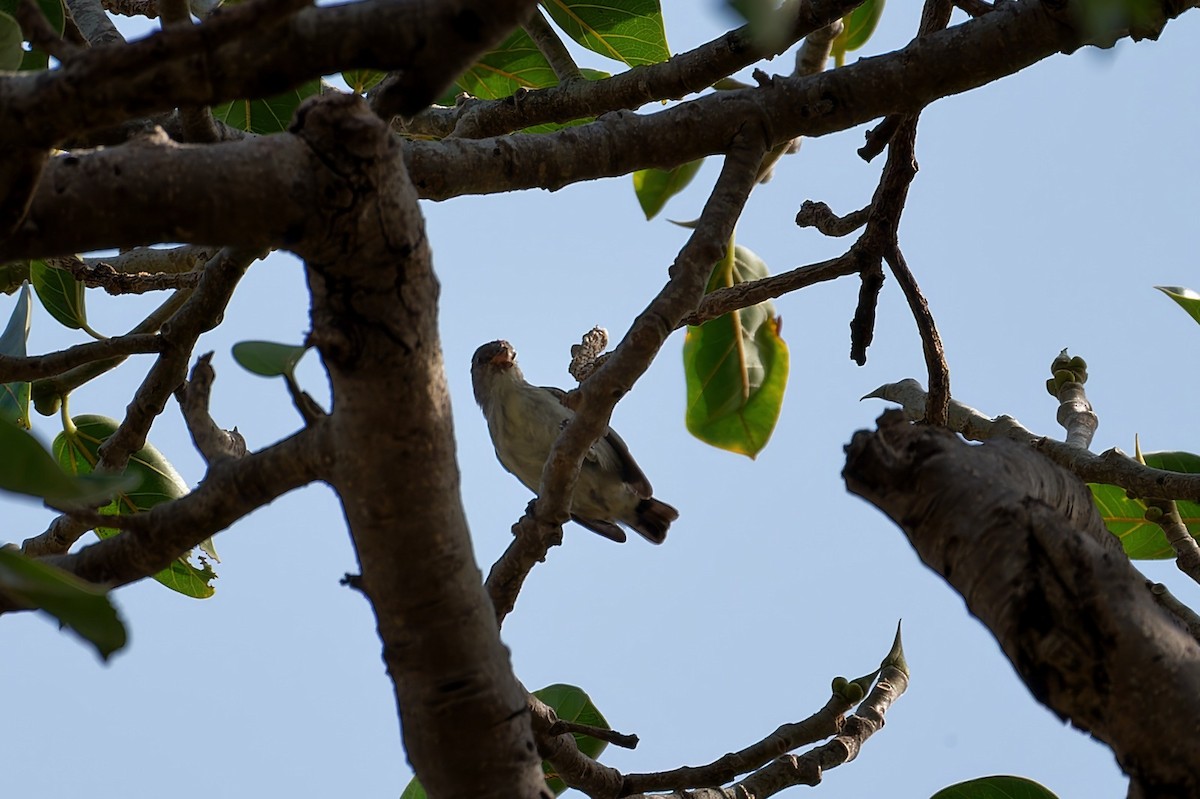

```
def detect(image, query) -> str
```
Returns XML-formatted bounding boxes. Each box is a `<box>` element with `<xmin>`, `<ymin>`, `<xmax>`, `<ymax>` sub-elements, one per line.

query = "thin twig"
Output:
<box><xmin>869</xmin><ymin>379</ymin><xmax>1200</xmax><ymax>503</ymax></box>
<box><xmin>522</xmin><ymin>7</ymin><xmax>582</xmax><ymax>83</ymax></box>
<box><xmin>1148</xmin><ymin>582</ymin><xmax>1200</xmax><ymax>643</ymax></box>
<box><xmin>795</xmin><ymin>200</ymin><xmax>870</xmax><ymax>237</ymax></box>
<box><xmin>0</xmin><ymin>334</ymin><xmax>162</xmax><ymax>382</ymax></box>
<box><xmin>1143</xmin><ymin>499</ymin><xmax>1200</xmax><ymax>585</ymax></box>
<box><xmin>884</xmin><ymin>242</ymin><xmax>949</xmax><ymax>426</ymax></box>
<box><xmin>176</xmin><ymin>353</ymin><xmax>248</xmax><ymax>465</ymax></box>
<box><xmin>56</xmin><ymin>256</ymin><xmax>203</xmax><ymax>294</ymax></box>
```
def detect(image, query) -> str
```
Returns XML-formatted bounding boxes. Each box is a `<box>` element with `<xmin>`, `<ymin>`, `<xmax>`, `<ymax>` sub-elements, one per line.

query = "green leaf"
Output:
<box><xmin>0</xmin><ymin>418</ymin><xmax>136</xmax><ymax>502</ymax></box>
<box><xmin>0</xmin><ymin>0</ymin><xmax>63</xmax><ymax>34</ymax></box>
<box><xmin>0</xmin><ymin>0</ymin><xmax>65</xmax><ymax>71</ymax></box>
<box><xmin>1090</xmin><ymin>451</ymin><xmax>1200</xmax><ymax>559</ymax></box>
<box><xmin>398</xmin><ymin>777</ymin><xmax>427</xmax><ymax>799</ymax></box>
<box><xmin>534</xmin><ymin>683</ymin><xmax>610</xmax><ymax>795</ymax></box>
<box><xmin>30</xmin><ymin>259</ymin><xmax>89</xmax><ymax>332</ymax></box>
<box><xmin>212</xmin><ymin>79</ymin><xmax>321</xmax><ymax>135</ymax></box>
<box><xmin>541</xmin><ymin>0</ymin><xmax>670</xmax><ymax>67</ymax></box>
<box><xmin>0</xmin><ymin>548</ymin><xmax>127</xmax><ymax>660</ymax></box>
<box><xmin>440</xmin><ymin>27</ymin><xmax>559</xmax><ymax>104</ymax></box>
<box><xmin>342</xmin><ymin>69</ymin><xmax>385</xmax><ymax>95</ymax></box>
<box><xmin>399</xmin><ymin>684</ymin><xmax>610</xmax><ymax>797</ymax></box>
<box><xmin>0</xmin><ymin>11</ymin><xmax>21</xmax><ymax>71</ymax></box>
<box><xmin>0</xmin><ymin>282</ymin><xmax>32</xmax><ymax>428</ymax></box>
<box><xmin>684</xmin><ymin>244</ymin><xmax>789</xmax><ymax>458</ymax></box>
<box><xmin>632</xmin><ymin>159</ymin><xmax>704</xmax><ymax>220</ymax></box>
<box><xmin>930</xmin><ymin>775</ymin><xmax>1060</xmax><ymax>799</ymax></box>
<box><xmin>833</xmin><ymin>0</ymin><xmax>886</xmax><ymax>66</ymax></box>
<box><xmin>53</xmin><ymin>415</ymin><xmax>217</xmax><ymax>598</ymax></box>
<box><xmin>232</xmin><ymin>340</ymin><xmax>308</xmax><ymax>379</ymax></box>
<box><xmin>1156</xmin><ymin>285</ymin><xmax>1200</xmax><ymax>326</ymax></box>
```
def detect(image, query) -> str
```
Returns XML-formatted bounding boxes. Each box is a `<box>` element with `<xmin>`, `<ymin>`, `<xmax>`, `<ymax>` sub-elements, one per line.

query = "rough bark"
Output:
<box><xmin>844</xmin><ymin>411</ymin><xmax>1200</xmax><ymax>798</ymax></box>
<box><xmin>293</xmin><ymin>94</ymin><xmax>543</xmax><ymax>799</ymax></box>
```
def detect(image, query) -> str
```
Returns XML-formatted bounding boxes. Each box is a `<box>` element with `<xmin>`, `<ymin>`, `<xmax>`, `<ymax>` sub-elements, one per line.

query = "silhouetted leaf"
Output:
<box><xmin>0</xmin><ymin>548</ymin><xmax>127</xmax><ymax>660</ymax></box>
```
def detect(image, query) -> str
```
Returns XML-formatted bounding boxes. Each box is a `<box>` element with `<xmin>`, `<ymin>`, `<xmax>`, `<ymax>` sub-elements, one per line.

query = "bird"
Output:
<box><xmin>471</xmin><ymin>340</ymin><xmax>678</xmax><ymax>544</ymax></box>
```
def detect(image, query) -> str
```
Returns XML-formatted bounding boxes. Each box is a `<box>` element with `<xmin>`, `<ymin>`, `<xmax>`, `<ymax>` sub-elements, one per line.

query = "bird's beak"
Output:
<box><xmin>490</xmin><ymin>346</ymin><xmax>514</xmax><ymax>369</ymax></box>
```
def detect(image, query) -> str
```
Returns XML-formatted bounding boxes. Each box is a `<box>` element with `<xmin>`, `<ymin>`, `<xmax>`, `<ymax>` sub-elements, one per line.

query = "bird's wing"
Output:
<box><xmin>600</xmin><ymin>427</ymin><xmax>653</xmax><ymax>497</ymax></box>
<box><xmin>571</xmin><ymin>515</ymin><xmax>628</xmax><ymax>543</ymax></box>
<box><xmin>542</xmin><ymin>385</ymin><xmax>652</xmax><ymax>497</ymax></box>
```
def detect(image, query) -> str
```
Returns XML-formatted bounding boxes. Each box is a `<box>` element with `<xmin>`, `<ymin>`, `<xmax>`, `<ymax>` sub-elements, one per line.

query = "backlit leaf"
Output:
<box><xmin>832</xmin><ymin>0</ymin><xmax>885</xmax><ymax>66</ymax></box>
<box><xmin>633</xmin><ymin>159</ymin><xmax>704</xmax><ymax>220</ymax></box>
<box><xmin>684</xmin><ymin>244</ymin><xmax>789</xmax><ymax>458</ymax></box>
<box><xmin>1156</xmin><ymin>285</ymin><xmax>1200</xmax><ymax>326</ymax></box>
<box><xmin>0</xmin><ymin>282</ymin><xmax>32</xmax><ymax>428</ymax></box>
<box><xmin>213</xmin><ymin>79</ymin><xmax>322</xmax><ymax>135</ymax></box>
<box><xmin>541</xmin><ymin>0</ymin><xmax>669</xmax><ymax>67</ymax></box>
<box><xmin>534</xmin><ymin>683</ymin><xmax>610</xmax><ymax>795</ymax></box>
<box><xmin>1090</xmin><ymin>450</ymin><xmax>1200</xmax><ymax>559</ymax></box>
<box><xmin>30</xmin><ymin>259</ymin><xmax>88</xmax><ymax>332</ymax></box>
<box><xmin>54</xmin><ymin>415</ymin><xmax>217</xmax><ymax>597</ymax></box>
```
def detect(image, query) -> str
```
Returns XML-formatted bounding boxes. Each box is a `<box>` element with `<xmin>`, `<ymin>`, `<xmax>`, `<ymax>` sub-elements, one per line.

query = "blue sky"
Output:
<box><xmin>2</xmin><ymin>4</ymin><xmax>1198</xmax><ymax>798</ymax></box>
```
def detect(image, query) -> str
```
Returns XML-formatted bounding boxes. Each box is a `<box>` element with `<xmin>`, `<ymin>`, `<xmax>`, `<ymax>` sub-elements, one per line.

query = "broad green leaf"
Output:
<box><xmin>725</xmin><ymin>0</ymin><xmax>796</xmax><ymax>53</ymax></box>
<box><xmin>1090</xmin><ymin>451</ymin><xmax>1200</xmax><ymax>559</ymax></box>
<box><xmin>213</xmin><ymin>79</ymin><xmax>321</xmax><ymax>135</ymax></box>
<box><xmin>342</xmin><ymin>69</ymin><xmax>385</xmax><ymax>95</ymax></box>
<box><xmin>0</xmin><ymin>0</ymin><xmax>64</xmax><ymax>33</ymax></box>
<box><xmin>684</xmin><ymin>244</ymin><xmax>789</xmax><ymax>458</ymax></box>
<box><xmin>232</xmin><ymin>340</ymin><xmax>308</xmax><ymax>379</ymax></box>
<box><xmin>0</xmin><ymin>0</ymin><xmax>65</xmax><ymax>71</ymax></box>
<box><xmin>930</xmin><ymin>775</ymin><xmax>1059</xmax><ymax>799</ymax></box>
<box><xmin>0</xmin><ymin>282</ymin><xmax>32</xmax><ymax>427</ymax></box>
<box><xmin>0</xmin><ymin>418</ymin><xmax>135</xmax><ymax>502</ymax></box>
<box><xmin>54</xmin><ymin>415</ymin><xmax>217</xmax><ymax>598</ymax></box>
<box><xmin>1156</xmin><ymin>285</ymin><xmax>1200</xmax><ymax>326</ymax></box>
<box><xmin>534</xmin><ymin>683</ymin><xmax>610</xmax><ymax>795</ymax></box>
<box><xmin>833</xmin><ymin>0</ymin><xmax>886</xmax><ymax>66</ymax></box>
<box><xmin>541</xmin><ymin>0</ymin><xmax>669</xmax><ymax>67</ymax></box>
<box><xmin>399</xmin><ymin>684</ymin><xmax>611</xmax><ymax>797</ymax></box>
<box><xmin>440</xmin><ymin>27</ymin><xmax>558</xmax><ymax>103</ymax></box>
<box><xmin>633</xmin><ymin>159</ymin><xmax>704</xmax><ymax>220</ymax></box>
<box><xmin>30</xmin><ymin>259</ymin><xmax>89</xmax><ymax>332</ymax></box>
<box><xmin>0</xmin><ymin>11</ymin><xmax>21</xmax><ymax>71</ymax></box>
<box><xmin>399</xmin><ymin>778</ymin><xmax>427</xmax><ymax>799</ymax></box>
<box><xmin>0</xmin><ymin>548</ymin><xmax>127</xmax><ymax>660</ymax></box>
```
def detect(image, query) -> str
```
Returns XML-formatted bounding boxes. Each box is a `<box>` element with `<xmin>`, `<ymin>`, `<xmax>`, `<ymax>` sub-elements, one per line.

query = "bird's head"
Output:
<box><xmin>471</xmin><ymin>340</ymin><xmax>520</xmax><ymax>406</ymax></box>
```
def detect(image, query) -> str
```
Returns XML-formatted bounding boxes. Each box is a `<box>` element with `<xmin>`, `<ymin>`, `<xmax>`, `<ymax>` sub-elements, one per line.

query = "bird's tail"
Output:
<box><xmin>630</xmin><ymin>498</ymin><xmax>679</xmax><ymax>545</ymax></box>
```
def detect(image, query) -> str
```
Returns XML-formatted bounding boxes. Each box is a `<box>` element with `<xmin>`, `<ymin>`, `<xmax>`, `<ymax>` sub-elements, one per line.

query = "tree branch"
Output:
<box><xmin>869</xmin><ymin>378</ymin><xmax>1200</xmax><ymax>503</ymax></box>
<box><xmin>6</xmin><ymin>3</ymin><xmax>1197</xmax><ymax>259</ymax></box>
<box><xmin>844</xmin><ymin>412</ymin><xmax>1200</xmax><ymax>795</ymax></box>
<box><xmin>295</xmin><ymin>94</ymin><xmax>543</xmax><ymax>798</ymax></box>
<box><xmin>0</xmin><ymin>334</ymin><xmax>162</xmax><ymax>382</ymax></box>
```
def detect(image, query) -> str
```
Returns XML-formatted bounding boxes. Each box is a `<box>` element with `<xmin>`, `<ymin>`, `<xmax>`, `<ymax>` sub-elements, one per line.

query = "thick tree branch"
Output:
<box><xmin>441</xmin><ymin>0</ymin><xmax>863</xmax><ymax>139</ymax></box>
<box><xmin>1</xmin><ymin>0</ymin><xmax>539</xmax><ymax>150</ymax></box>
<box><xmin>294</xmin><ymin>94</ymin><xmax>542</xmax><ymax>799</ymax></box>
<box><xmin>19</xmin><ymin>423</ymin><xmax>326</xmax><ymax>595</ymax></box>
<box><xmin>5</xmin><ymin>2</ymin><xmax>1196</xmax><ymax>260</ymax></box>
<box><xmin>844</xmin><ymin>412</ymin><xmax>1200</xmax><ymax>795</ymax></box>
